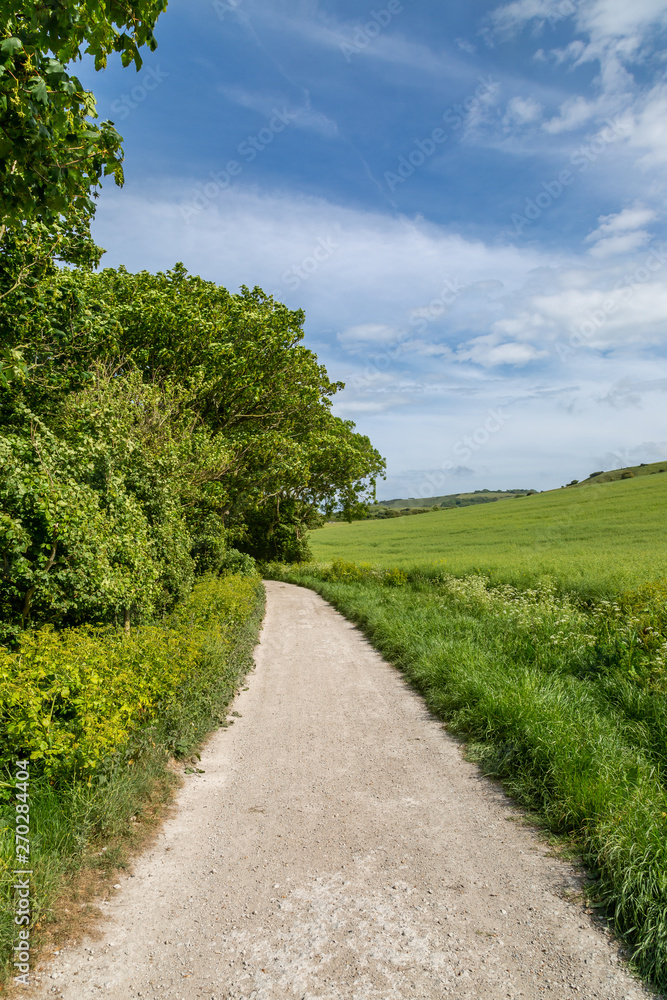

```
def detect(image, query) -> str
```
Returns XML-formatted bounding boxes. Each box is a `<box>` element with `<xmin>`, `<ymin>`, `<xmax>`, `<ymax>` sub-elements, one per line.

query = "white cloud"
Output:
<box><xmin>456</xmin><ymin>37</ymin><xmax>477</xmax><ymax>54</ymax></box>
<box><xmin>337</xmin><ymin>324</ymin><xmax>400</xmax><ymax>347</ymax></box>
<box><xmin>584</xmin><ymin>204</ymin><xmax>656</xmax><ymax>256</ymax></box>
<box><xmin>334</xmin><ymin>398</ymin><xmax>407</xmax><ymax>415</ymax></box>
<box><xmin>627</xmin><ymin>83</ymin><xmax>667</xmax><ymax>167</ymax></box>
<box><xmin>505</xmin><ymin>95</ymin><xmax>543</xmax><ymax>125</ymax></box>
<box><xmin>579</xmin><ymin>0</ymin><xmax>667</xmax><ymax>40</ymax></box>
<box><xmin>456</xmin><ymin>337</ymin><xmax>546</xmax><ymax>367</ymax></box>
<box><xmin>587</xmin><ymin>231</ymin><xmax>651</xmax><ymax>256</ymax></box>
<box><xmin>489</xmin><ymin>0</ymin><xmax>576</xmax><ymax>37</ymax></box>
<box><xmin>511</xmin><ymin>272</ymin><xmax>667</xmax><ymax>347</ymax></box>
<box><xmin>489</xmin><ymin>0</ymin><xmax>667</xmax><ymax>41</ymax></box>
<box><xmin>586</xmin><ymin>204</ymin><xmax>657</xmax><ymax>238</ymax></box>
<box><xmin>543</xmin><ymin>95</ymin><xmax>597</xmax><ymax>133</ymax></box>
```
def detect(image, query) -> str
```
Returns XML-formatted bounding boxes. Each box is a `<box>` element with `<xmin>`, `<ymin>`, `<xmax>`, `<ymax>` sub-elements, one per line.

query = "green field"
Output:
<box><xmin>313</xmin><ymin>471</ymin><xmax>667</xmax><ymax>596</ymax></box>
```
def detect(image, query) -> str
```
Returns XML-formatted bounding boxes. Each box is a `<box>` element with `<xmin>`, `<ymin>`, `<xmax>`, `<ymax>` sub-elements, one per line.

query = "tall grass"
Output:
<box><xmin>265</xmin><ymin>560</ymin><xmax>667</xmax><ymax>990</ymax></box>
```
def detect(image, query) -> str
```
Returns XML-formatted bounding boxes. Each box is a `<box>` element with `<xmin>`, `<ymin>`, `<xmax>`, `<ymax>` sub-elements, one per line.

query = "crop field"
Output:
<box><xmin>311</xmin><ymin>471</ymin><xmax>667</xmax><ymax>597</ymax></box>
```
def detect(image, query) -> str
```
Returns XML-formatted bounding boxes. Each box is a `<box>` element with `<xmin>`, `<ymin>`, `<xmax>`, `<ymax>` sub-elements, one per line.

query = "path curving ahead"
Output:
<box><xmin>32</xmin><ymin>581</ymin><xmax>656</xmax><ymax>1000</ymax></box>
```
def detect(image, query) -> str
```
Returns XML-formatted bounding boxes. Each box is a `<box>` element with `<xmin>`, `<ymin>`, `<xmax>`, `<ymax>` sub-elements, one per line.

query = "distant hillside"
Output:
<box><xmin>312</xmin><ymin>465</ymin><xmax>667</xmax><ymax>596</ymax></box>
<box><xmin>374</xmin><ymin>489</ymin><xmax>536</xmax><ymax>513</ymax></box>
<box><xmin>565</xmin><ymin>460</ymin><xmax>667</xmax><ymax>487</ymax></box>
<box><xmin>374</xmin><ymin>460</ymin><xmax>667</xmax><ymax>512</ymax></box>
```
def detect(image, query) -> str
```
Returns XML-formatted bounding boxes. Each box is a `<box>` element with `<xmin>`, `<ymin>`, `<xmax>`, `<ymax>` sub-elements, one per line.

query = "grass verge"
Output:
<box><xmin>265</xmin><ymin>561</ymin><xmax>667</xmax><ymax>992</ymax></box>
<box><xmin>0</xmin><ymin>574</ymin><xmax>265</xmax><ymax>988</ymax></box>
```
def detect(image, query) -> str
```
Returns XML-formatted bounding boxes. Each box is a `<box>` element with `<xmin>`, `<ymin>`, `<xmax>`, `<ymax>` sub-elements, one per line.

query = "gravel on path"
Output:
<box><xmin>28</xmin><ymin>580</ymin><xmax>658</xmax><ymax>1000</ymax></box>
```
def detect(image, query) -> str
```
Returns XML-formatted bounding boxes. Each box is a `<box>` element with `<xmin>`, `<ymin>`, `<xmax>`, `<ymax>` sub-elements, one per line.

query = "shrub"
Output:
<box><xmin>0</xmin><ymin>574</ymin><xmax>264</xmax><ymax>985</ymax></box>
<box><xmin>0</xmin><ymin>575</ymin><xmax>263</xmax><ymax>785</ymax></box>
<box><xmin>328</xmin><ymin>558</ymin><xmax>373</xmax><ymax>583</ymax></box>
<box><xmin>621</xmin><ymin>471</ymin><xmax>635</xmax><ymax>479</ymax></box>
<box><xmin>0</xmin><ymin>427</ymin><xmax>162</xmax><ymax>633</ymax></box>
<box><xmin>219</xmin><ymin>548</ymin><xmax>257</xmax><ymax>578</ymax></box>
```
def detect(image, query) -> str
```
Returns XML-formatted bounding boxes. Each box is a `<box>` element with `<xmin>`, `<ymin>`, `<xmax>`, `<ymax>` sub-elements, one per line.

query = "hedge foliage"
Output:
<box><xmin>0</xmin><ymin>573</ymin><xmax>264</xmax><ymax>786</ymax></box>
<box><xmin>0</xmin><ymin>264</ymin><xmax>385</xmax><ymax>630</ymax></box>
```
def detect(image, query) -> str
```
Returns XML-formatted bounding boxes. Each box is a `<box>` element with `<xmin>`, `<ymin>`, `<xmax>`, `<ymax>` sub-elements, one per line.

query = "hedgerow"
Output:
<box><xmin>0</xmin><ymin>574</ymin><xmax>263</xmax><ymax>784</ymax></box>
<box><xmin>0</xmin><ymin>573</ymin><xmax>264</xmax><ymax>984</ymax></box>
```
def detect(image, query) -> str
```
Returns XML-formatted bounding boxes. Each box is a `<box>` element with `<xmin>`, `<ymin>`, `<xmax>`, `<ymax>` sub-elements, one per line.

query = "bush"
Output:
<box><xmin>0</xmin><ymin>575</ymin><xmax>263</xmax><ymax>785</ymax></box>
<box><xmin>621</xmin><ymin>471</ymin><xmax>635</xmax><ymax>479</ymax></box>
<box><xmin>328</xmin><ymin>558</ymin><xmax>373</xmax><ymax>583</ymax></box>
<box><xmin>0</xmin><ymin>426</ymin><xmax>162</xmax><ymax>632</ymax></box>
<box><xmin>219</xmin><ymin>548</ymin><xmax>257</xmax><ymax>578</ymax></box>
<box><xmin>0</xmin><ymin>574</ymin><xmax>264</xmax><ymax>985</ymax></box>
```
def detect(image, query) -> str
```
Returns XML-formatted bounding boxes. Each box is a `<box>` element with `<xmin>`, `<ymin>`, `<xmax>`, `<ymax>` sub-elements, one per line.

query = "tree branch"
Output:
<box><xmin>21</xmin><ymin>535</ymin><xmax>58</xmax><ymax>628</ymax></box>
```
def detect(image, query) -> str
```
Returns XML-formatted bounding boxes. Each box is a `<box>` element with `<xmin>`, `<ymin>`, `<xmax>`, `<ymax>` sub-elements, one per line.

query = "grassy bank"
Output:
<box><xmin>265</xmin><ymin>560</ymin><xmax>667</xmax><ymax>990</ymax></box>
<box><xmin>313</xmin><ymin>472</ymin><xmax>667</xmax><ymax>596</ymax></box>
<box><xmin>0</xmin><ymin>574</ymin><xmax>264</xmax><ymax>985</ymax></box>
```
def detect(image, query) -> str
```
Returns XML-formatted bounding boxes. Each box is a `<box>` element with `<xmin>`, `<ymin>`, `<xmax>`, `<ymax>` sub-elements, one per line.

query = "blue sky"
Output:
<box><xmin>83</xmin><ymin>0</ymin><xmax>667</xmax><ymax>498</ymax></box>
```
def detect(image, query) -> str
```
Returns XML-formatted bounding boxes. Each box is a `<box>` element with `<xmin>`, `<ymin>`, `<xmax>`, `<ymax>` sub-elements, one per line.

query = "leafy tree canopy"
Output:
<box><xmin>0</xmin><ymin>1</ymin><xmax>168</xmax><ymax>231</ymax></box>
<box><xmin>0</xmin><ymin>263</ymin><xmax>385</xmax><ymax>635</ymax></box>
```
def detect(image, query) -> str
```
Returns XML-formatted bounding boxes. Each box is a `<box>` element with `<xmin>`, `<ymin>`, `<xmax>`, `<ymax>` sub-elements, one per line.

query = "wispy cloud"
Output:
<box><xmin>239</xmin><ymin>0</ymin><xmax>473</xmax><ymax>80</ymax></box>
<box><xmin>94</xmin><ymin>178</ymin><xmax>667</xmax><ymax>394</ymax></box>
<box><xmin>584</xmin><ymin>204</ymin><xmax>656</xmax><ymax>256</ymax></box>
<box><xmin>219</xmin><ymin>85</ymin><xmax>338</xmax><ymax>136</ymax></box>
<box><xmin>505</xmin><ymin>95</ymin><xmax>543</xmax><ymax>125</ymax></box>
<box><xmin>484</xmin><ymin>0</ymin><xmax>667</xmax><ymax>181</ymax></box>
<box><xmin>488</xmin><ymin>0</ymin><xmax>667</xmax><ymax>42</ymax></box>
<box><xmin>600</xmin><ymin>376</ymin><xmax>667</xmax><ymax>408</ymax></box>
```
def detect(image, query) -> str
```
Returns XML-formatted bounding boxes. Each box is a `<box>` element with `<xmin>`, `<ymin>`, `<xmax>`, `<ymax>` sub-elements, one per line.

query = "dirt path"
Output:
<box><xmin>31</xmin><ymin>581</ymin><xmax>657</xmax><ymax>1000</ymax></box>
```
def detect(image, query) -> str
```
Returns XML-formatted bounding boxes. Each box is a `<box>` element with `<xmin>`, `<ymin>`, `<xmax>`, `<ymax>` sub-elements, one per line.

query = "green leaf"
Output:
<box><xmin>27</xmin><ymin>76</ymin><xmax>49</xmax><ymax>105</ymax></box>
<box><xmin>1</xmin><ymin>37</ymin><xmax>23</xmax><ymax>57</ymax></box>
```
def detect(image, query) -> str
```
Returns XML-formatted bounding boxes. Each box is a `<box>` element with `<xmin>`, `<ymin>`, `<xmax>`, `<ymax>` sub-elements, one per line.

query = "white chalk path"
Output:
<box><xmin>30</xmin><ymin>581</ymin><xmax>657</xmax><ymax>1000</ymax></box>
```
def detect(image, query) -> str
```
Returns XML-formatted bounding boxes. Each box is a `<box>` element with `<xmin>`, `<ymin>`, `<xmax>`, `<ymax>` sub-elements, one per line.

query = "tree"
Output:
<box><xmin>0</xmin><ymin>1</ymin><xmax>168</xmax><ymax>233</ymax></box>
<box><xmin>0</xmin><ymin>262</ymin><xmax>386</xmax><ymax>628</ymax></box>
<box><xmin>236</xmin><ymin>413</ymin><xmax>385</xmax><ymax>561</ymax></box>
